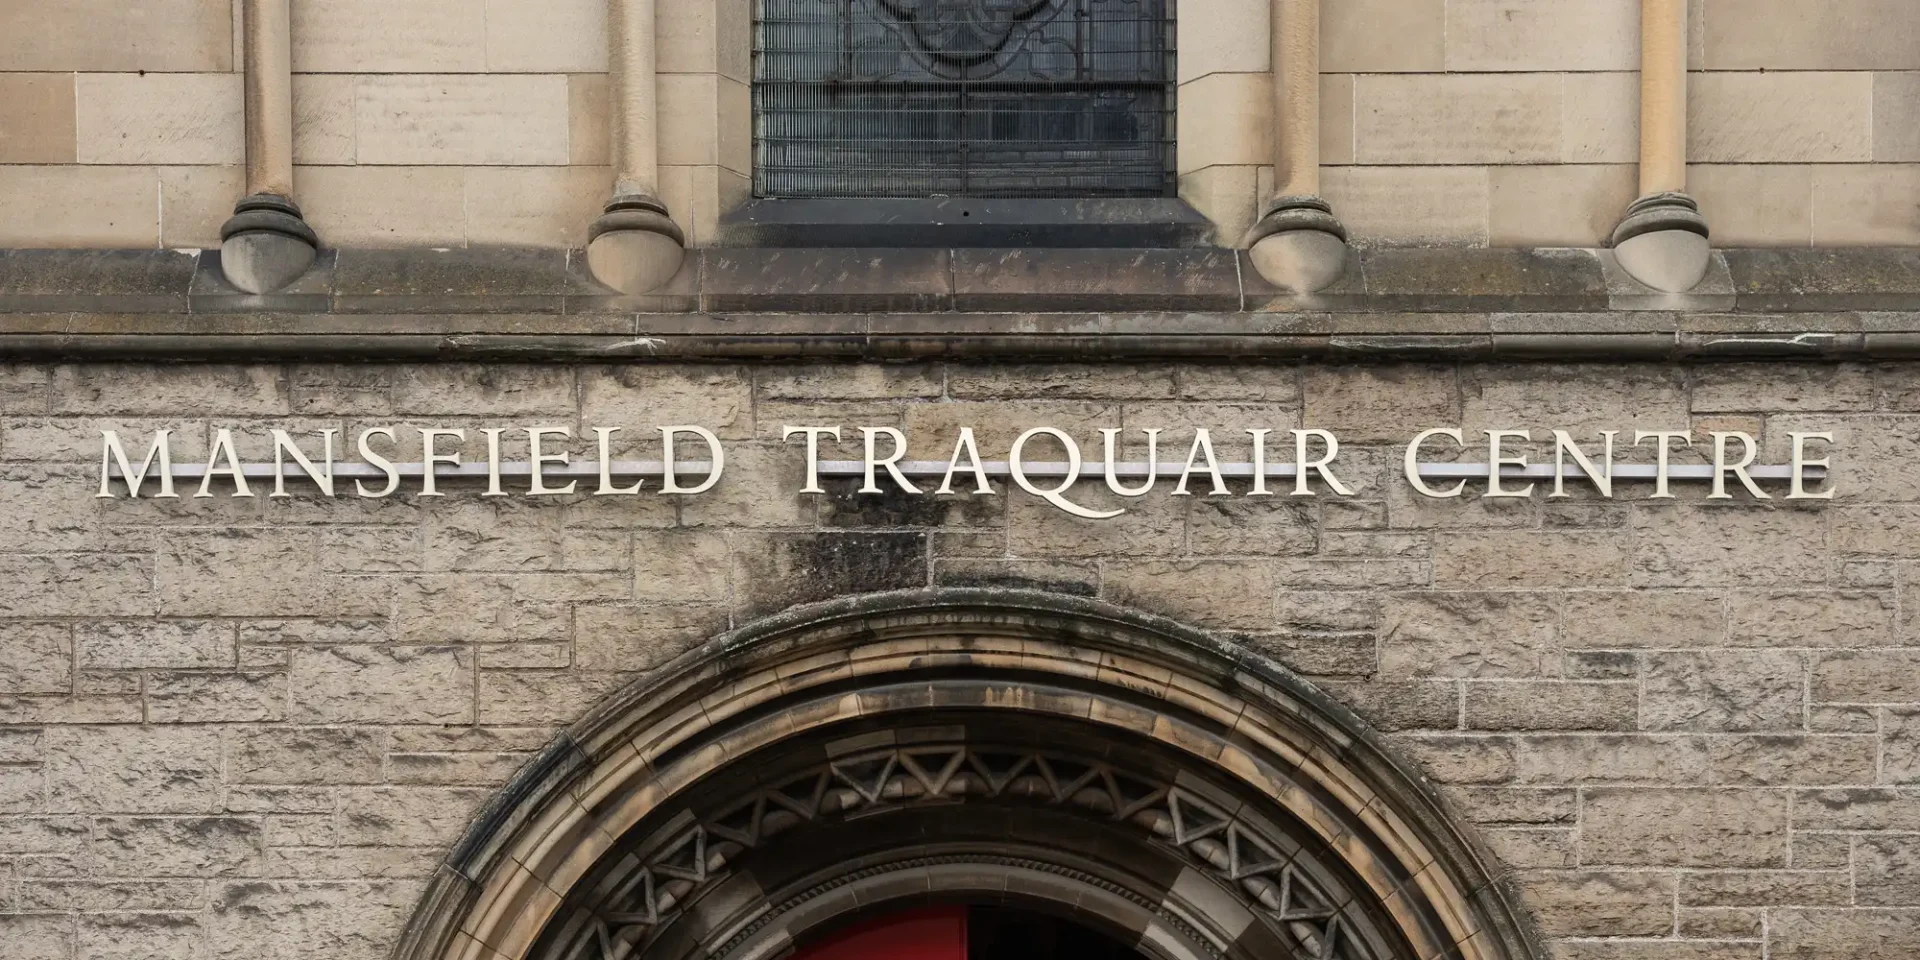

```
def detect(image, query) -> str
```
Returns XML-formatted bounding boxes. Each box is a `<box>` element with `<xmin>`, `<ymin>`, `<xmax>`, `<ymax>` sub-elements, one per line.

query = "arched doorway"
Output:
<box><xmin>394</xmin><ymin>590</ymin><xmax>1543</xmax><ymax>960</ymax></box>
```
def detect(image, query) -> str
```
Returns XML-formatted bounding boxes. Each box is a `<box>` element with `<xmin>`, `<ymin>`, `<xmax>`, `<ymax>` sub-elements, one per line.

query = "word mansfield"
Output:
<box><xmin>96</xmin><ymin>424</ymin><xmax>1837</xmax><ymax>518</ymax></box>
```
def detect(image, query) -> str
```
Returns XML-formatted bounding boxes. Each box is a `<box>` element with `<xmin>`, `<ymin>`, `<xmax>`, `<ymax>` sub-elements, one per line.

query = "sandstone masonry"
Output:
<box><xmin>0</xmin><ymin>359</ymin><xmax>1917</xmax><ymax>958</ymax></box>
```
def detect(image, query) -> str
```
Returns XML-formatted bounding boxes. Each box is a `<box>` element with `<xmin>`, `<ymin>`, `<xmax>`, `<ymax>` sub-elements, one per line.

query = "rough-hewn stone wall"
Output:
<box><xmin>1</xmin><ymin>359</ymin><xmax>1917</xmax><ymax>959</ymax></box>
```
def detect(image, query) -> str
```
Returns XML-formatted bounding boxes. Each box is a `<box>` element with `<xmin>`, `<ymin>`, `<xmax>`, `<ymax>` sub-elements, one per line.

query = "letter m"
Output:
<box><xmin>97</xmin><ymin>429</ymin><xmax>177</xmax><ymax>498</ymax></box>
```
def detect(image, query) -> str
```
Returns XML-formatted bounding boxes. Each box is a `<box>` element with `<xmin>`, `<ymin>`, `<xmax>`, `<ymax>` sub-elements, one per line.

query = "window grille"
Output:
<box><xmin>752</xmin><ymin>0</ymin><xmax>1176</xmax><ymax>199</ymax></box>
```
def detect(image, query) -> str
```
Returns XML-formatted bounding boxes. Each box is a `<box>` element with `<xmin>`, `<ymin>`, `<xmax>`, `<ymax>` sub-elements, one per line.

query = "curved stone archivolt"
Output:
<box><xmin>396</xmin><ymin>590</ymin><xmax>1543</xmax><ymax>960</ymax></box>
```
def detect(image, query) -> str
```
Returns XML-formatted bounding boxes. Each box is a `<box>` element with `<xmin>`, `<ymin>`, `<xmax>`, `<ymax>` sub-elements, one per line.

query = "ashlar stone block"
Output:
<box><xmin>0</xmin><ymin>166</ymin><xmax>160</xmax><ymax>248</ymax></box>
<box><xmin>75</xmin><ymin>73</ymin><xmax>242</xmax><ymax>165</ymax></box>
<box><xmin>1703</xmin><ymin>0</ymin><xmax>1920</xmax><ymax>70</ymax></box>
<box><xmin>292</xmin><ymin>0</ymin><xmax>486</xmax><ymax>72</ymax></box>
<box><xmin>1445</xmin><ymin>0</ymin><xmax>1637</xmax><ymax>72</ymax></box>
<box><xmin>1689</xmin><ymin>72</ymin><xmax>1874</xmax><ymax>163</ymax></box>
<box><xmin>288</xmin><ymin>646</ymin><xmax>474</xmax><ymax>724</ymax></box>
<box><xmin>294</xmin><ymin>166</ymin><xmax>466</xmax><ymax>247</ymax></box>
<box><xmin>45</xmin><ymin>726</ymin><xmax>223</xmax><ymax>814</ymax></box>
<box><xmin>353</xmin><ymin>75</ymin><xmax>570</xmax><ymax>166</ymax></box>
<box><xmin>1876</xmin><ymin>73</ymin><xmax>1920</xmax><ymax>162</ymax></box>
<box><xmin>1323</xmin><ymin>0</ymin><xmax>1444</xmax><ymax>72</ymax></box>
<box><xmin>1354</xmin><ymin>74</ymin><xmax>1561</xmax><ymax>164</ymax></box>
<box><xmin>0</xmin><ymin>73</ymin><xmax>76</xmax><ymax>163</ymax></box>
<box><xmin>1379</xmin><ymin>592</ymin><xmax>1559</xmax><ymax>678</ymax></box>
<box><xmin>484</xmin><ymin>0</ymin><xmax>606</xmax><ymax>72</ymax></box>
<box><xmin>1519</xmin><ymin>869</ymin><xmax>1676</xmax><ymax>936</ymax></box>
<box><xmin>205</xmin><ymin>880</ymin><xmax>425</xmax><ymax>960</ymax></box>
<box><xmin>1812</xmin><ymin>165</ymin><xmax>1920</xmax><ymax>246</ymax></box>
<box><xmin>1642</xmin><ymin>650</ymin><xmax>1805</xmax><ymax>732</ymax></box>
<box><xmin>1580</xmin><ymin>787</ymin><xmax>1791</xmax><ymax>867</ymax></box>
<box><xmin>0</xmin><ymin>623</ymin><xmax>72</xmax><ymax>695</ymax></box>
<box><xmin>0</xmin><ymin>0</ymin><xmax>233</xmax><ymax>71</ymax></box>
<box><xmin>1319</xmin><ymin>165</ymin><xmax>1490</xmax><ymax>245</ymax></box>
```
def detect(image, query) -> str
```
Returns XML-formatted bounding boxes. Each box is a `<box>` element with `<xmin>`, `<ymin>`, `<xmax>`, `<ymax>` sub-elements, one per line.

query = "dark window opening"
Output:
<box><xmin>752</xmin><ymin>0</ymin><xmax>1176</xmax><ymax>199</ymax></box>
<box><xmin>790</xmin><ymin>905</ymin><xmax>1148</xmax><ymax>960</ymax></box>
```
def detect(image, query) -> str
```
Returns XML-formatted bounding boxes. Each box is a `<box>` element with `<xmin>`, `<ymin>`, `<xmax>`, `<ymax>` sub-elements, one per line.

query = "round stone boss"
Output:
<box><xmin>392</xmin><ymin>589</ymin><xmax>1546</xmax><ymax>960</ymax></box>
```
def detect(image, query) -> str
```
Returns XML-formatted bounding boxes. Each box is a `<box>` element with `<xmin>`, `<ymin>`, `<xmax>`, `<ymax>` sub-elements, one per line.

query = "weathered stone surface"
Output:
<box><xmin>79</xmin><ymin>913</ymin><xmax>204</xmax><ymax>960</ymax></box>
<box><xmin>580</xmin><ymin>366</ymin><xmax>754</xmax><ymax>439</ymax></box>
<box><xmin>1832</xmin><ymin>835</ymin><xmax>1918</xmax><ymax>910</ymax></box>
<box><xmin>1302</xmin><ymin>365</ymin><xmax>1457</xmax><ymax>443</ymax></box>
<box><xmin>1379</xmin><ymin>592</ymin><xmax>1559</xmax><ymax>678</ymax></box>
<box><xmin>728</xmin><ymin>532</ymin><xmax>927</xmax><ymax>616</ymax></box>
<box><xmin>1433</xmin><ymin>530</ymin><xmax>1629</xmax><ymax>587</ymax></box>
<box><xmin>0</xmin><ymin>0</ymin><xmax>232</xmax><ymax>71</ymax></box>
<box><xmin>1580</xmin><ymin>788</ymin><xmax>1790</xmax><ymax>867</ymax></box>
<box><xmin>572</xmin><ymin>604</ymin><xmax>723</xmax><ymax>672</ymax></box>
<box><xmin>158</xmin><ymin>531</ymin><xmax>387</xmax><ymax>617</ymax></box>
<box><xmin>74</xmin><ymin>72</ymin><xmax>241</xmax><ymax>165</ymax></box>
<box><xmin>1510</xmin><ymin>735</ymin><xmax>1713</xmax><ymax>785</ymax></box>
<box><xmin>1563</xmin><ymin>591</ymin><xmax>1724</xmax><ymax>648</ymax></box>
<box><xmin>147</xmin><ymin>671</ymin><xmax>288</xmax><ymax>723</ymax></box>
<box><xmin>1709</xmin><ymin>736</ymin><xmax>1879</xmax><ymax>786</ymax></box>
<box><xmin>1703</xmin><ymin>0</ymin><xmax>1920</xmax><ymax>70</ymax></box>
<box><xmin>1680</xmin><ymin>870</ymin><xmax>1851</xmax><ymax>907</ymax></box>
<box><xmin>1354</xmin><ymin>74</ymin><xmax>1561</xmax><ymax>164</ymax></box>
<box><xmin>75</xmin><ymin>620</ymin><xmax>232</xmax><ymax>670</ymax></box>
<box><xmin>1642</xmin><ymin>651</ymin><xmax>1805</xmax><ymax>731</ymax></box>
<box><xmin>0</xmin><ymin>914</ymin><xmax>71</xmax><ymax>960</ymax></box>
<box><xmin>92</xmin><ymin>817</ymin><xmax>263</xmax><ymax>877</ymax></box>
<box><xmin>1390</xmin><ymin>734</ymin><xmax>1518</xmax><ymax>783</ymax></box>
<box><xmin>1630</xmin><ymin>506</ymin><xmax>1829</xmax><ymax>586</ymax></box>
<box><xmin>337</xmin><ymin>787</ymin><xmax>489</xmax><ymax>847</ymax></box>
<box><xmin>287</xmin><ymin>647</ymin><xmax>474</xmax><ymax>724</ymax></box>
<box><xmin>1520</xmin><ymin>869</ymin><xmax>1676</xmax><ymax>936</ymax></box>
<box><xmin>205</xmin><ymin>880</ymin><xmax>424</xmax><ymax>960</ymax></box>
<box><xmin>1463</xmin><ymin>681</ymin><xmax>1636</xmax><ymax>731</ymax></box>
<box><xmin>0</xmin><ymin>622</ymin><xmax>72</xmax><ymax>695</ymax></box>
<box><xmin>1321</xmin><ymin>681</ymin><xmax>1460</xmax><ymax>731</ymax></box>
<box><xmin>1727</xmin><ymin>591</ymin><xmax>1894</xmax><ymax>647</ymax></box>
<box><xmin>1104</xmin><ymin>560</ymin><xmax>1276</xmax><ymax>630</ymax></box>
<box><xmin>1812</xmin><ymin>651</ymin><xmax>1920</xmax><ymax>702</ymax></box>
<box><xmin>228</xmin><ymin>728</ymin><xmax>384</xmax><ymax>786</ymax></box>
<box><xmin>1768</xmin><ymin>907</ymin><xmax>1920</xmax><ymax>960</ymax></box>
<box><xmin>45</xmin><ymin>727</ymin><xmax>222</xmax><ymax>813</ymax></box>
<box><xmin>0</xmin><ymin>554</ymin><xmax>153</xmax><ymax>617</ymax></box>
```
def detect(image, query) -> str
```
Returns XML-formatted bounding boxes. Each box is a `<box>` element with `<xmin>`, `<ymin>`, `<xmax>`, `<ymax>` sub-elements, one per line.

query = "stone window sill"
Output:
<box><xmin>715</xmin><ymin>198</ymin><xmax>1216</xmax><ymax>249</ymax></box>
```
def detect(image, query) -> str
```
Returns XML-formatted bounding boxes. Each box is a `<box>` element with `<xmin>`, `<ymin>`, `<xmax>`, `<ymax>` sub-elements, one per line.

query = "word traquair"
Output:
<box><xmin>96</xmin><ymin>424</ymin><xmax>1836</xmax><ymax>518</ymax></box>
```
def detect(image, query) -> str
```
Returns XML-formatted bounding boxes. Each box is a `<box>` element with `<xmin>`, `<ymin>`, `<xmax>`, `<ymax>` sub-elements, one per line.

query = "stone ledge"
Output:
<box><xmin>0</xmin><ymin>245</ymin><xmax>1913</xmax><ymax>361</ymax></box>
<box><xmin>0</xmin><ymin>313</ymin><xmax>1908</xmax><ymax>362</ymax></box>
<box><xmin>0</xmin><ymin>246</ymin><xmax>1915</xmax><ymax>318</ymax></box>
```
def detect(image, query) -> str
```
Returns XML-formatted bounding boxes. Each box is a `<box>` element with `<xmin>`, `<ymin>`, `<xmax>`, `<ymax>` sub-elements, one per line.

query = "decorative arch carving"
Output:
<box><xmin>391</xmin><ymin>589</ymin><xmax>1544</xmax><ymax>960</ymax></box>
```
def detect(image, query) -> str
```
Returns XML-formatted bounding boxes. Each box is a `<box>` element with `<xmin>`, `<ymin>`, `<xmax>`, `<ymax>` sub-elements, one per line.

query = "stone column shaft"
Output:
<box><xmin>609</xmin><ymin>0</ymin><xmax>661</xmax><ymax>199</ymax></box>
<box><xmin>242</xmin><ymin>0</ymin><xmax>296</xmax><ymax>199</ymax></box>
<box><xmin>587</xmin><ymin>0</ymin><xmax>686</xmax><ymax>294</ymax></box>
<box><xmin>219</xmin><ymin>0</ymin><xmax>318</xmax><ymax>294</ymax></box>
<box><xmin>1245</xmin><ymin>0</ymin><xmax>1348</xmax><ymax>294</ymax></box>
<box><xmin>1637</xmin><ymin>0</ymin><xmax>1687</xmax><ymax>195</ymax></box>
<box><xmin>1609</xmin><ymin>0</ymin><xmax>1711</xmax><ymax>293</ymax></box>
<box><xmin>1273</xmin><ymin>0</ymin><xmax>1319</xmax><ymax>199</ymax></box>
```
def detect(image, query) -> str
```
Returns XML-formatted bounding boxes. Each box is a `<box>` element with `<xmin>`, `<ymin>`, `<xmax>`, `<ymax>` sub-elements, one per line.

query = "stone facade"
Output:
<box><xmin>1</xmin><ymin>0</ymin><xmax>1916</xmax><ymax>247</ymax></box>
<box><xmin>0</xmin><ymin>358</ymin><xmax>1918</xmax><ymax>958</ymax></box>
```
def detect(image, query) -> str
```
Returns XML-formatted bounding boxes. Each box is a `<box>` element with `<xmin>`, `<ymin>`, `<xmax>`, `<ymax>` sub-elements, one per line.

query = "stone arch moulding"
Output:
<box><xmin>392</xmin><ymin>589</ymin><xmax>1546</xmax><ymax>960</ymax></box>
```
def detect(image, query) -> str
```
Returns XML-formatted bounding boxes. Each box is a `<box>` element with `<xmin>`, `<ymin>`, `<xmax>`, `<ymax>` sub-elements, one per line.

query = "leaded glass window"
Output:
<box><xmin>752</xmin><ymin>0</ymin><xmax>1176</xmax><ymax>199</ymax></box>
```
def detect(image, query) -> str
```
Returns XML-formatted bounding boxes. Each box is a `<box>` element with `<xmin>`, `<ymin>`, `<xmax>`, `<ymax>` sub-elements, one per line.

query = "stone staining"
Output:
<box><xmin>219</xmin><ymin>0</ymin><xmax>320</xmax><ymax>294</ymax></box>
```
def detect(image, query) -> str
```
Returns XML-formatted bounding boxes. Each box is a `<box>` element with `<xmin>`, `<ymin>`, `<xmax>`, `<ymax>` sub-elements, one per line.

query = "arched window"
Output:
<box><xmin>752</xmin><ymin>0</ymin><xmax>1175</xmax><ymax>199</ymax></box>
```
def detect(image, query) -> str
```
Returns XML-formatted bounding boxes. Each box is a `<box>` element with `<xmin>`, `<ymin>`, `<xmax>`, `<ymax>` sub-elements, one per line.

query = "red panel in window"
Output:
<box><xmin>788</xmin><ymin>906</ymin><xmax>969</xmax><ymax>960</ymax></box>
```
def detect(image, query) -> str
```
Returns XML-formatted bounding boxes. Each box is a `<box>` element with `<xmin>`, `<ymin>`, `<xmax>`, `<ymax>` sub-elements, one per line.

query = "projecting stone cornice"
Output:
<box><xmin>0</xmin><ymin>246</ymin><xmax>1914</xmax><ymax>362</ymax></box>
